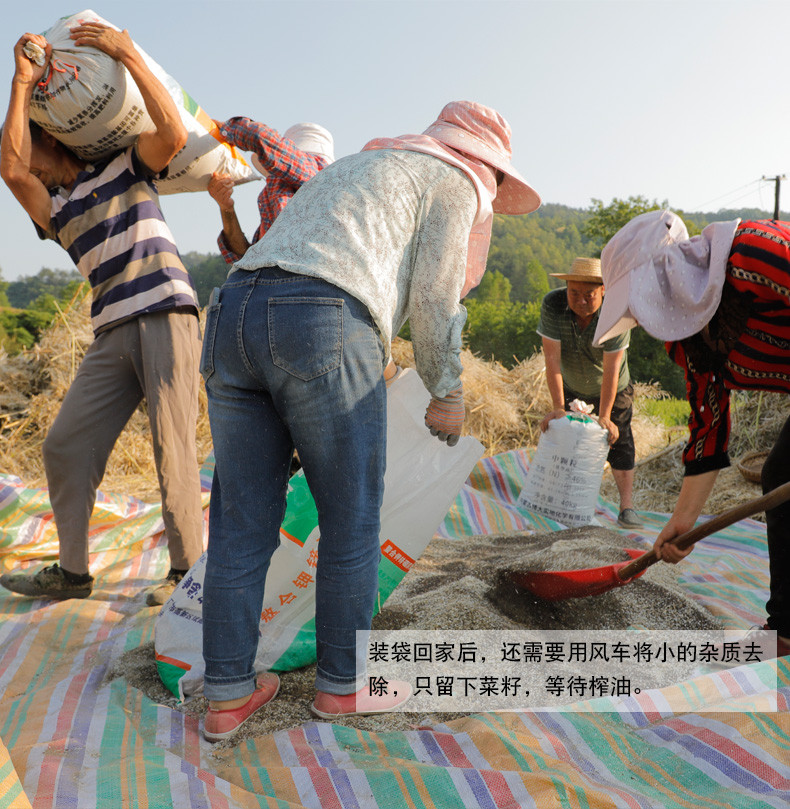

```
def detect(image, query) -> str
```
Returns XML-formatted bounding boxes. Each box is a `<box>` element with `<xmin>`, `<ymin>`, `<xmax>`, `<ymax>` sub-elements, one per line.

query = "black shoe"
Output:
<box><xmin>0</xmin><ymin>563</ymin><xmax>93</xmax><ymax>599</ymax></box>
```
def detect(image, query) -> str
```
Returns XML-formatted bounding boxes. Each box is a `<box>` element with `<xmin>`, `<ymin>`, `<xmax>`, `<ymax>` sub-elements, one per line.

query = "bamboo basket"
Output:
<box><xmin>736</xmin><ymin>450</ymin><xmax>770</xmax><ymax>484</ymax></box>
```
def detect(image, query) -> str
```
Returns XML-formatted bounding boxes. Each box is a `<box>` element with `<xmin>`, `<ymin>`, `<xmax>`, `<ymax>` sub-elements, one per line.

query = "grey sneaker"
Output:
<box><xmin>617</xmin><ymin>508</ymin><xmax>644</xmax><ymax>529</ymax></box>
<box><xmin>0</xmin><ymin>563</ymin><xmax>93</xmax><ymax>599</ymax></box>
<box><xmin>145</xmin><ymin>570</ymin><xmax>185</xmax><ymax>607</ymax></box>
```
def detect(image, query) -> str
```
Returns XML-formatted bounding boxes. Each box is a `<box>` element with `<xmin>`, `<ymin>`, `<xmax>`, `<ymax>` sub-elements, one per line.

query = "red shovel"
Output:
<box><xmin>508</xmin><ymin>480</ymin><xmax>790</xmax><ymax>601</ymax></box>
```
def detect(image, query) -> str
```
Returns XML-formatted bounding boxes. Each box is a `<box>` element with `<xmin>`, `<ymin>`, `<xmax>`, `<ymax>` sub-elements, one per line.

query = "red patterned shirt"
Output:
<box><xmin>217</xmin><ymin>117</ymin><xmax>329</xmax><ymax>264</ymax></box>
<box><xmin>668</xmin><ymin>220</ymin><xmax>790</xmax><ymax>475</ymax></box>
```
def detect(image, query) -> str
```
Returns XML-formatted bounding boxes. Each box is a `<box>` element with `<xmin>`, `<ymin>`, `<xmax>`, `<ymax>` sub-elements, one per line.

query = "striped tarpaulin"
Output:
<box><xmin>0</xmin><ymin>733</ymin><xmax>30</xmax><ymax>809</ymax></box>
<box><xmin>0</xmin><ymin>453</ymin><xmax>788</xmax><ymax>808</ymax></box>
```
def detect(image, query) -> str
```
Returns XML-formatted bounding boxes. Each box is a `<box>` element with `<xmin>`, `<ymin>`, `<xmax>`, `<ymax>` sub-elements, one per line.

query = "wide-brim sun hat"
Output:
<box><xmin>593</xmin><ymin>209</ymin><xmax>740</xmax><ymax>346</ymax></box>
<box><xmin>422</xmin><ymin>100</ymin><xmax>541</xmax><ymax>215</ymax></box>
<box><xmin>251</xmin><ymin>122</ymin><xmax>335</xmax><ymax>177</ymax></box>
<box><xmin>551</xmin><ymin>257</ymin><xmax>603</xmax><ymax>284</ymax></box>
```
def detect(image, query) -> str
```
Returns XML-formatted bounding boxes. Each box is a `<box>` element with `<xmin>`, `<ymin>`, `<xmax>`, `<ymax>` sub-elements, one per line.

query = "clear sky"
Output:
<box><xmin>1</xmin><ymin>0</ymin><xmax>789</xmax><ymax>280</ymax></box>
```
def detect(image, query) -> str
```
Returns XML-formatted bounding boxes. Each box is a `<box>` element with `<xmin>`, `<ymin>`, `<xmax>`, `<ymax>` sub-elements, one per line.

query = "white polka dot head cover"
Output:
<box><xmin>593</xmin><ymin>209</ymin><xmax>740</xmax><ymax>346</ymax></box>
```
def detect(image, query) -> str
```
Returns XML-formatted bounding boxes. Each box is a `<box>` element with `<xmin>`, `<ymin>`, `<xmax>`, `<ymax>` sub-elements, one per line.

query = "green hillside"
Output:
<box><xmin>2</xmin><ymin>200</ymin><xmax>784</xmax><ymax>396</ymax></box>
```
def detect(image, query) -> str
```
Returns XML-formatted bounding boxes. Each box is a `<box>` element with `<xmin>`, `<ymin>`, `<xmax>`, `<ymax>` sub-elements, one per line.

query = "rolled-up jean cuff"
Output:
<box><xmin>203</xmin><ymin>673</ymin><xmax>258</xmax><ymax>702</ymax></box>
<box><xmin>315</xmin><ymin>668</ymin><xmax>366</xmax><ymax>696</ymax></box>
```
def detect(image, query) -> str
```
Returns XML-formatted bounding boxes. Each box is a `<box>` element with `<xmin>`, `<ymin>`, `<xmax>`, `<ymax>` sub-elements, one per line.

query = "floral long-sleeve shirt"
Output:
<box><xmin>235</xmin><ymin>149</ymin><xmax>477</xmax><ymax>398</ymax></box>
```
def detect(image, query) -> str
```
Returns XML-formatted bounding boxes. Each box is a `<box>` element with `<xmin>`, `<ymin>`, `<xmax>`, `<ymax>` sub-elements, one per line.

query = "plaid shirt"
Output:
<box><xmin>217</xmin><ymin>117</ymin><xmax>329</xmax><ymax>264</ymax></box>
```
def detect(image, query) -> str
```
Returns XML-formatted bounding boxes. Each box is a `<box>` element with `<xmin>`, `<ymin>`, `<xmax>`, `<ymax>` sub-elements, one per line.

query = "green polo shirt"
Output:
<box><xmin>537</xmin><ymin>287</ymin><xmax>631</xmax><ymax>398</ymax></box>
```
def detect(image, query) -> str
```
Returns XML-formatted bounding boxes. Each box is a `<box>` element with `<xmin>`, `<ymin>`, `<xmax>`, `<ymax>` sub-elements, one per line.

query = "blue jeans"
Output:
<box><xmin>201</xmin><ymin>268</ymin><xmax>387</xmax><ymax>701</ymax></box>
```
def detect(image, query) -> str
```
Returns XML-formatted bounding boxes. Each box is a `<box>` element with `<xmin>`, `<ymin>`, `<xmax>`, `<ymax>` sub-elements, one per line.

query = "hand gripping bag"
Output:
<box><xmin>155</xmin><ymin>368</ymin><xmax>484</xmax><ymax>700</ymax></box>
<box><xmin>27</xmin><ymin>9</ymin><xmax>258</xmax><ymax>193</ymax></box>
<box><xmin>517</xmin><ymin>412</ymin><xmax>610</xmax><ymax>527</ymax></box>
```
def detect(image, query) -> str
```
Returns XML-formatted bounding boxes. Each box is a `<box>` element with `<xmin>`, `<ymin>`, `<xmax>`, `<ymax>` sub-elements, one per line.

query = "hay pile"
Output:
<box><xmin>0</xmin><ymin>290</ymin><xmax>214</xmax><ymax>501</ymax></box>
<box><xmin>1</xmin><ymin>297</ymin><xmax>782</xmax><ymax>514</ymax></box>
<box><xmin>603</xmin><ymin>390</ymin><xmax>790</xmax><ymax>516</ymax></box>
<box><xmin>390</xmin><ymin>336</ymin><xmax>669</xmax><ymax>462</ymax></box>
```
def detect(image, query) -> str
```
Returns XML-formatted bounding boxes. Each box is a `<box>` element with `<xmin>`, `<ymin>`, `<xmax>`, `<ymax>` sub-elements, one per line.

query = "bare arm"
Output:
<box><xmin>654</xmin><ymin>469</ymin><xmax>720</xmax><ymax>562</ymax></box>
<box><xmin>540</xmin><ymin>337</ymin><xmax>566</xmax><ymax>431</ymax></box>
<box><xmin>597</xmin><ymin>348</ymin><xmax>624</xmax><ymax>444</ymax></box>
<box><xmin>1</xmin><ymin>34</ymin><xmax>54</xmax><ymax>230</ymax></box>
<box><xmin>69</xmin><ymin>23</ymin><xmax>187</xmax><ymax>173</ymax></box>
<box><xmin>208</xmin><ymin>172</ymin><xmax>250</xmax><ymax>257</ymax></box>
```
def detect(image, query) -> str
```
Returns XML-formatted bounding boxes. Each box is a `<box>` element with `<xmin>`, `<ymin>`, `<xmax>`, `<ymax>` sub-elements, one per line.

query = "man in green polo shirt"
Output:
<box><xmin>537</xmin><ymin>257</ymin><xmax>643</xmax><ymax>528</ymax></box>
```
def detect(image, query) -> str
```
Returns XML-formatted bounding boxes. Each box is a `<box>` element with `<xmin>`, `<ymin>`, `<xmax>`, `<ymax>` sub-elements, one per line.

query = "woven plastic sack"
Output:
<box><xmin>517</xmin><ymin>413</ymin><xmax>609</xmax><ymax>526</ymax></box>
<box><xmin>155</xmin><ymin>368</ymin><xmax>484</xmax><ymax>700</ymax></box>
<box><xmin>28</xmin><ymin>9</ymin><xmax>258</xmax><ymax>193</ymax></box>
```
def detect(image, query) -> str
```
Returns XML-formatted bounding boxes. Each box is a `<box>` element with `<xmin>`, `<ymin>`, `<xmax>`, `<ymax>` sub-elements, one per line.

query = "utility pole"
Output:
<box><xmin>762</xmin><ymin>175</ymin><xmax>786</xmax><ymax>219</ymax></box>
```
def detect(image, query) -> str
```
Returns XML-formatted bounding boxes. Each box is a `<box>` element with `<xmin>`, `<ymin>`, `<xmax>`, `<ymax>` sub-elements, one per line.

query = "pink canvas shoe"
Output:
<box><xmin>311</xmin><ymin>679</ymin><xmax>412</xmax><ymax>719</ymax></box>
<box><xmin>203</xmin><ymin>673</ymin><xmax>280</xmax><ymax>742</ymax></box>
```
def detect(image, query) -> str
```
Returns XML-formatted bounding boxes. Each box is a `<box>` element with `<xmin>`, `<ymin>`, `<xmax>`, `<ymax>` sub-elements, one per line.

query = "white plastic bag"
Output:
<box><xmin>155</xmin><ymin>368</ymin><xmax>484</xmax><ymax>699</ymax></box>
<box><xmin>28</xmin><ymin>10</ymin><xmax>258</xmax><ymax>193</ymax></box>
<box><xmin>517</xmin><ymin>413</ymin><xmax>609</xmax><ymax>526</ymax></box>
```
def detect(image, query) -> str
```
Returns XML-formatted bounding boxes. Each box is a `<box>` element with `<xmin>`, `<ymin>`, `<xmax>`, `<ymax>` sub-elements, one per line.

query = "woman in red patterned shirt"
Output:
<box><xmin>593</xmin><ymin>209</ymin><xmax>790</xmax><ymax>658</ymax></box>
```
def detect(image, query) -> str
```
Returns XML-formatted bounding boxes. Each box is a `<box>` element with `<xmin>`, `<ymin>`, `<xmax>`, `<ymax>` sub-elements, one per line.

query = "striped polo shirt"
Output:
<box><xmin>39</xmin><ymin>145</ymin><xmax>198</xmax><ymax>335</ymax></box>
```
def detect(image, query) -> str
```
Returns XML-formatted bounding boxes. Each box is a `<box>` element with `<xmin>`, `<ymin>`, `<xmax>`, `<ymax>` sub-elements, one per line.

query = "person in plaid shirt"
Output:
<box><xmin>208</xmin><ymin>117</ymin><xmax>334</xmax><ymax>263</ymax></box>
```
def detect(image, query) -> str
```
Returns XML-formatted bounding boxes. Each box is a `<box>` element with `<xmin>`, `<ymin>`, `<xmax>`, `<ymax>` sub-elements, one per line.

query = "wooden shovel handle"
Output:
<box><xmin>617</xmin><ymin>479</ymin><xmax>790</xmax><ymax>582</ymax></box>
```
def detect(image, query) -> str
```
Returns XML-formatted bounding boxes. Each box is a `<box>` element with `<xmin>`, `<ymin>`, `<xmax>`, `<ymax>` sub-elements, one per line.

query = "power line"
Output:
<box><xmin>692</xmin><ymin>179</ymin><xmax>761</xmax><ymax>211</ymax></box>
<box><xmin>724</xmin><ymin>186</ymin><xmax>774</xmax><ymax>208</ymax></box>
<box><xmin>692</xmin><ymin>175</ymin><xmax>790</xmax><ymax>215</ymax></box>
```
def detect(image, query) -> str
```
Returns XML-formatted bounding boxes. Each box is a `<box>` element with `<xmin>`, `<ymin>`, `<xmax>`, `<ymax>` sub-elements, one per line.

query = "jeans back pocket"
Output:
<box><xmin>269</xmin><ymin>297</ymin><xmax>343</xmax><ymax>381</ymax></box>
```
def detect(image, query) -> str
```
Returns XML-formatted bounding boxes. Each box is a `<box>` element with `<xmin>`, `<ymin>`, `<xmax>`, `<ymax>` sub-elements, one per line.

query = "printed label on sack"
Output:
<box><xmin>381</xmin><ymin>540</ymin><xmax>415</xmax><ymax>572</ymax></box>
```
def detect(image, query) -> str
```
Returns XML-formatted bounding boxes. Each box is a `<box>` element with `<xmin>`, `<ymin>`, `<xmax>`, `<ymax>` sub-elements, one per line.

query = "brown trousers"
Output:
<box><xmin>42</xmin><ymin>309</ymin><xmax>204</xmax><ymax>574</ymax></box>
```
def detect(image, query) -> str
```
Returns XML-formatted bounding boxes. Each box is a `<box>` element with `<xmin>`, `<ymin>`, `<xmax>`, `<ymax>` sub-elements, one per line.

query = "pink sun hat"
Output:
<box><xmin>593</xmin><ymin>209</ymin><xmax>740</xmax><ymax>346</ymax></box>
<box><xmin>422</xmin><ymin>101</ymin><xmax>541</xmax><ymax>215</ymax></box>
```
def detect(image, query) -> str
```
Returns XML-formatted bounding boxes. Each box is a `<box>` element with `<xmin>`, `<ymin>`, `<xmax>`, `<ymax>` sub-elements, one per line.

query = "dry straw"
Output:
<box><xmin>610</xmin><ymin>389</ymin><xmax>790</xmax><ymax>517</ymax></box>
<box><xmin>0</xmin><ymin>296</ymin><xmax>785</xmax><ymax>515</ymax></box>
<box><xmin>392</xmin><ymin>336</ymin><xmax>669</xmax><ymax>462</ymax></box>
<box><xmin>0</xmin><ymin>288</ymin><xmax>213</xmax><ymax>501</ymax></box>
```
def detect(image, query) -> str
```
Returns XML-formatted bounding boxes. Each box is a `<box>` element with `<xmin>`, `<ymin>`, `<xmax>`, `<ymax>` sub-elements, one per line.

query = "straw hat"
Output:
<box><xmin>550</xmin><ymin>257</ymin><xmax>603</xmax><ymax>284</ymax></box>
<box><xmin>422</xmin><ymin>101</ymin><xmax>541</xmax><ymax>215</ymax></box>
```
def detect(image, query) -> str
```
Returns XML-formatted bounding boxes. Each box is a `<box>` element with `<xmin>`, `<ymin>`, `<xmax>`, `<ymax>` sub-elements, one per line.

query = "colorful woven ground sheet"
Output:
<box><xmin>0</xmin><ymin>450</ymin><xmax>788</xmax><ymax>809</ymax></box>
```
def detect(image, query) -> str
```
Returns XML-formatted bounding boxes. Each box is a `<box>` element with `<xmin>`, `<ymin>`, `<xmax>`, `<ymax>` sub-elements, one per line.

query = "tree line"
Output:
<box><xmin>0</xmin><ymin>254</ymin><xmax>229</xmax><ymax>354</ymax></box>
<box><xmin>1</xmin><ymin>198</ymin><xmax>781</xmax><ymax>397</ymax></box>
<box><xmin>461</xmin><ymin>197</ymin><xmax>781</xmax><ymax>398</ymax></box>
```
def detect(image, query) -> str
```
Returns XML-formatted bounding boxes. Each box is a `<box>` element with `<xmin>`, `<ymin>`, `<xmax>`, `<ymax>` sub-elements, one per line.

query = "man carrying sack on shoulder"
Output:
<box><xmin>0</xmin><ymin>23</ymin><xmax>204</xmax><ymax>606</ymax></box>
